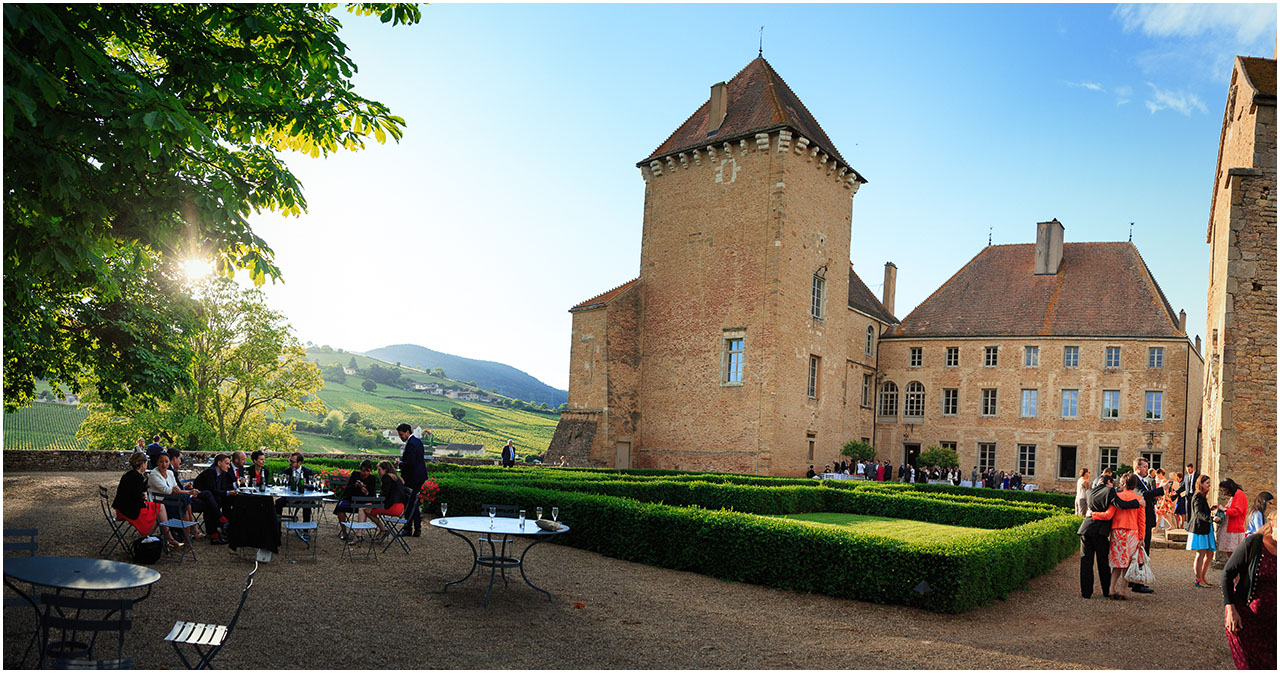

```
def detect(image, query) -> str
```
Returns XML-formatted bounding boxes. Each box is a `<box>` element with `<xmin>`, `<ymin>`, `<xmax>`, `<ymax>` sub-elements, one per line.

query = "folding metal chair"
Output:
<box><xmin>38</xmin><ymin>593</ymin><xmax>134</xmax><ymax>669</ymax></box>
<box><xmin>283</xmin><ymin>502</ymin><xmax>319</xmax><ymax>562</ymax></box>
<box><xmin>96</xmin><ymin>486</ymin><xmax>137</xmax><ymax>561</ymax></box>
<box><xmin>380</xmin><ymin>487</ymin><xmax>419</xmax><ymax>555</ymax></box>
<box><xmin>51</xmin><ymin>657</ymin><xmax>133</xmax><ymax>669</ymax></box>
<box><xmin>157</xmin><ymin>497</ymin><xmax>199</xmax><ymax>563</ymax></box>
<box><xmin>321</xmin><ymin>475</ymin><xmax>347</xmax><ymax>533</ymax></box>
<box><xmin>165</xmin><ymin>562</ymin><xmax>257</xmax><ymax>670</ymax></box>
<box><xmin>4</xmin><ymin>528</ymin><xmax>40</xmax><ymax>666</ymax></box>
<box><xmin>341</xmin><ymin>497</ymin><xmax>380</xmax><ymax>562</ymax></box>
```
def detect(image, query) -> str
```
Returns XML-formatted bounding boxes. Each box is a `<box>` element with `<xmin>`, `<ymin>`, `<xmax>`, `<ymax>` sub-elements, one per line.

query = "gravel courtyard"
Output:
<box><xmin>3</xmin><ymin>472</ymin><xmax>1235</xmax><ymax>669</ymax></box>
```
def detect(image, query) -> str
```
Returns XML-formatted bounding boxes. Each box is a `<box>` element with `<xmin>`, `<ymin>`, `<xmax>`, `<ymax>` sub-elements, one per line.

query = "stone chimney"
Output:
<box><xmin>1196</xmin><ymin>335</ymin><xmax>1202</xmax><ymax>353</ymax></box>
<box><xmin>1034</xmin><ymin>219</ymin><xmax>1065</xmax><ymax>275</ymax></box>
<box><xmin>883</xmin><ymin>262</ymin><xmax>897</xmax><ymax>316</ymax></box>
<box><xmin>1179</xmin><ymin>309</ymin><xmax>1187</xmax><ymax>333</ymax></box>
<box><xmin>709</xmin><ymin>82</ymin><xmax>728</xmax><ymax>133</ymax></box>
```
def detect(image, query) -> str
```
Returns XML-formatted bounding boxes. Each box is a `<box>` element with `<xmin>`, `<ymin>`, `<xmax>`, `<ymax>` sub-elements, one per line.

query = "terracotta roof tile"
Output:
<box><xmin>890</xmin><ymin>242</ymin><xmax>1183</xmax><ymax>338</ymax></box>
<box><xmin>848</xmin><ymin>265</ymin><xmax>897</xmax><ymax>324</ymax></box>
<box><xmin>1240</xmin><ymin>56</ymin><xmax>1277</xmax><ymax>98</ymax></box>
<box><xmin>639</xmin><ymin>57</ymin><xmax>862</xmax><ymax>182</ymax></box>
<box><xmin>569</xmin><ymin>278</ymin><xmax>638</xmax><ymax>312</ymax></box>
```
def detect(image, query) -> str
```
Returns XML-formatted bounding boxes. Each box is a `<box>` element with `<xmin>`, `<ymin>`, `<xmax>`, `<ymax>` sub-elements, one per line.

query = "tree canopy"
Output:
<box><xmin>3</xmin><ymin>3</ymin><xmax>420</xmax><ymax>411</ymax></box>
<box><xmin>841</xmin><ymin>439</ymin><xmax>876</xmax><ymax>462</ymax></box>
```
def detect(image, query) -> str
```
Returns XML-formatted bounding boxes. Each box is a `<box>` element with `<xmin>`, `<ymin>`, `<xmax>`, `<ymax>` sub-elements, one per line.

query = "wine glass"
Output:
<box><xmin>439</xmin><ymin>502</ymin><xmax>448</xmax><ymax>524</ymax></box>
<box><xmin>551</xmin><ymin>507</ymin><xmax>559</xmax><ymax>523</ymax></box>
<box><xmin>488</xmin><ymin>505</ymin><xmax>496</xmax><ymax>529</ymax></box>
<box><xmin>519</xmin><ymin>509</ymin><xmax>526</xmax><ymax>529</ymax></box>
<box><xmin>536</xmin><ymin>506</ymin><xmax>543</xmax><ymax>521</ymax></box>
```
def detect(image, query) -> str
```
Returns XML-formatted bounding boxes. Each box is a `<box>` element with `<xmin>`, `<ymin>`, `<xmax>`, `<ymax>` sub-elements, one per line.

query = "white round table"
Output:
<box><xmin>430</xmin><ymin>515</ymin><xmax>569</xmax><ymax>607</ymax></box>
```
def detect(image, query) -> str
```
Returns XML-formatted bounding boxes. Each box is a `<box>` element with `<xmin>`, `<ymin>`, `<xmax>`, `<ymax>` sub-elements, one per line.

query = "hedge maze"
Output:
<box><xmin>429</xmin><ymin>465</ymin><xmax>1080</xmax><ymax>613</ymax></box>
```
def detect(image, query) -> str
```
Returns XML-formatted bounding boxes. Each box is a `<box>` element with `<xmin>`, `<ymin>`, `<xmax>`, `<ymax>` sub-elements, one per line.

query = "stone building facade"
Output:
<box><xmin>875</xmin><ymin>222</ymin><xmax>1203</xmax><ymax>489</ymax></box>
<box><xmin>1202</xmin><ymin>56</ymin><xmax>1277</xmax><ymax>499</ymax></box>
<box><xmin>550</xmin><ymin>58</ymin><xmax>1208</xmax><ymax>488</ymax></box>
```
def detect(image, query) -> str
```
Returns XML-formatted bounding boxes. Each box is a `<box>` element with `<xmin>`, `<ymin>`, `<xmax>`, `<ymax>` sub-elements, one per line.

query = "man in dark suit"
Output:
<box><xmin>397</xmin><ymin>423</ymin><xmax>427</xmax><ymax>536</ymax></box>
<box><xmin>1181</xmin><ymin>462</ymin><xmax>1198</xmax><ymax>519</ymax></box>
<box><xmin>274</xmin><ymin>452</ymin><xmax>316</xmax><ymax>523</ymax></box>
<box><xmin>1078</xmin><ymin>473</ymin><xmax>1141</xmax><ymax>598</ymax></box>
<box><xmin>1129</xmin><ymin>457</ymin><xmax>1164</xmax><ymax>593</ymax></box>
<box><xmin>230</xmin><ymin>450</ymin><xmax>247</xmax><ymax>483</ymax></box>
<box><xmin>501</xmin><ymin>440</ymin><xmax>517</xmax><ymax>468</ymax></box>
<box><xmin>145</xmin><ymin>434</ymin><xmax>165</xmax><ymax>468</ymax></box>
<box><xmin>192</xmin><ymin>454</ymin><xmax>237</xmax><ymax>544</ymax></box>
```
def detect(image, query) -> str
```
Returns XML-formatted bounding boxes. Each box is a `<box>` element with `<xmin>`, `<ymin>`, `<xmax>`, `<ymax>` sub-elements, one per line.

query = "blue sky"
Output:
<box><xmin>246</xmin><ymin>3</ymin><xmax>1276</xmax><ymax>391</ymax></box>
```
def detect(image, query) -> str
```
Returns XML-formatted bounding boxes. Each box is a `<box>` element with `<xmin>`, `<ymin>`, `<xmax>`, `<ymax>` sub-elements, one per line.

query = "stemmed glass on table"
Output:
<box><xmin>488</xmin><ymin>505</ymin><xmax>497</xmax><ymax>529</ymax></box>
<box><xmin>439</xmin><ymin>502</ymin><xmax>448</xmax><ymax>525</ymax></box>
<box><xmin>551</xmin><ymin>507</ymin><xmax>559</xmax><ymax>523</ymax></box>
<box><xmin>536</xmin><ymin>506</ymin><xmax>543</xmax><ymax>521</ymax></box>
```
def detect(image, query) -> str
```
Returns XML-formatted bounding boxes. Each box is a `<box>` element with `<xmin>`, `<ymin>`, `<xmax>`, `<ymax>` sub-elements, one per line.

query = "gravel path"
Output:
<box><xmin>2</xmin><ymin>472</ymin><xmax>1235</xmax><ymax>669</ymax></box>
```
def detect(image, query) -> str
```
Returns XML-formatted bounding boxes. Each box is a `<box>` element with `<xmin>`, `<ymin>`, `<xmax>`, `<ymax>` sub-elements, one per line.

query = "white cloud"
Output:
<box><xmin>1065</xmin><ymin>81</ymin><xmax>1105</xmax><ymax>91</ymax></box>
<box><xmin>1144</xmin><ymin>82</ymin><xmax>1208</xmax><ymax>115</ymax></box>
<box><xmin>1114</xmin><ymin>3</ymin><xmax>1277</xmax><ymax>44</ymax></box>
<box><xmin>1115</xmin><ymin>85</ymin><xmax>1133</xmax><ymax>106</ymax></box>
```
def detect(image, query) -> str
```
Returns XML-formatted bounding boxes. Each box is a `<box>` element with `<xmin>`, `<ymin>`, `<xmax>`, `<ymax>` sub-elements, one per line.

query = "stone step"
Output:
<box><xmin>1165</xmin><ymin>528</ymin><xmax>1189</xmax><ymax>543</ymax></box>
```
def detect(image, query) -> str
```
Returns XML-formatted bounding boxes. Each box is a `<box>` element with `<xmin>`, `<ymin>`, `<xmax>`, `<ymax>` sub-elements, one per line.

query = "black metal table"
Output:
<box><xmin>3</xmin><ymin>556</ymin><xmax>161</xmax><ymax>668</ymax></box>
<box><xmin>430</xmin><ymin>515</ymin><xmax>569</xmax><ymax>607</ymax></box>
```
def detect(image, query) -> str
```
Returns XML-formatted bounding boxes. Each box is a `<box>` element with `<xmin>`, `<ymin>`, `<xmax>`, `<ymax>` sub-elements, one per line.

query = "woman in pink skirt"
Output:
<box><xmin>1108</xmin><ymin>472</ymin><xmax>1147</xmax><ymax>599</ymax></box>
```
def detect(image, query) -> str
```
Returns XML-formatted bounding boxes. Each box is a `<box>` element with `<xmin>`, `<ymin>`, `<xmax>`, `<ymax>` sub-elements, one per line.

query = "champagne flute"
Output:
<box><xmin>519</xmin><ymin>509</ymin><xmax>526</xmax><ymax>529</ymax></box>
<box><xmin>439</xmin><ymin>502</ymin><xmax>448</xmax><ymax>524</ymax></box>
<box><xmin>488</xmin><ymin>505</ymin><xmax>496</xmax><ymax>529</ymax></box>
<box><xmin>536</xmin><ymin>506</ymin><xmax>543</xmax><ymax>521</ymax></box>
<box><xmin>551</xmin><ymin>507</ymin><xmax>559</xmax><ymax>523</ymax></box>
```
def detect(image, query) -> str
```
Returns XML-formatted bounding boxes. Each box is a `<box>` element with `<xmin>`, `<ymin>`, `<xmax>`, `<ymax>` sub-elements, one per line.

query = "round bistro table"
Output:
<box><xmin>3</xmin><ymin>556</ymin><xmax>161</xmax><ymax>668</ymax></box>
<box><xmin>430</xmin><ymin>515</ymin><xmax>569</xmax><ymax>607</ymax></box>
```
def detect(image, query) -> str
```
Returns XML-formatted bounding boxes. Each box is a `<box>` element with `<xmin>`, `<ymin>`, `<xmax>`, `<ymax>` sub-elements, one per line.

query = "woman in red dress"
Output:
<box><xmin>1107</xmin><ymin>472</ymin><xmax>1147</xmax><ymax>599</ymax></box>
<box><xmin>112</xmin><ymin>452</ymin><xmax>182</xmax><ymax>549</ymax></box>
<box><xmin>1218</xmin><ymin>478</ymin><xmax>1249</xmax><ymax>555</ymax></box>
<box><xmin>1224</xmin><ymin>506</ymin><xmax>1276</xmax><ymax>669</ymax></box>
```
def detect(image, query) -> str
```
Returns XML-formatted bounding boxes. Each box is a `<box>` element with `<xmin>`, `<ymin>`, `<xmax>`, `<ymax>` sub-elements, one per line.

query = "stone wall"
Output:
<box><xmin>1203</xmin><ymin>58</ymin><xmax>1278</xmax><ymax>502</ymax></box>
<box><xmin>2</xmin><ymin>450</ymin><xmax>500</xmax><ymax>473</ymax></box>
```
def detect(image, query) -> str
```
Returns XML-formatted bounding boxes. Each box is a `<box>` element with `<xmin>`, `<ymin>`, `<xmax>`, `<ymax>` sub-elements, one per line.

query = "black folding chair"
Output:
<box><xmin>4</xmin><ymin>528</ymin><xmax>40</xmax><ymax>666</ymax></box>
<box><xmin>164</xmin><ymin>562</ymin><xmax>257</xmax><ymax>670</ymax></box>
<box><xmin>380</xmin><ymin>487</ymin><xmax>419</xmax><ymax>555</ymax></box>
<box><xmin>38</xmin><ymin>593</ymin><xmax>134</xmax><ymax>669</ymax></box>
<box><xmin>341</xmin><ymin>497</ymin><xmax>381</xmax><ymax>562</ymax></box>
<box><xmin>96</xmin><ymin>486</ymin><xmax>137</xmax><ymax>561</ymax></box>
<box><xmin>157</xmin><ymin>497</ymin><xmax>199</xmax><ymax>563</ymax></box>
<box><xmin>282</xmin><ymin>502</ymin><xmax>320</xmax><ymax>562</ymax></box>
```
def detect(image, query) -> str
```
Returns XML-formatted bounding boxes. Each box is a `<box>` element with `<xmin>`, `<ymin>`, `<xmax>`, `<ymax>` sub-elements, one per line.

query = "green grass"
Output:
<box><xmin>773</xmin><ymin>512</ymin><xmax>985</xmax><ymax>543</ymax></box>
<box><xmin>3</xmin><ymin>403</ymin><xmax>92</xmax><ymax>450</ymax></box>
<box><xmin>292</xmin><ymin>431</ymin><xmax>400</xmax><ymax>455</ymax></box>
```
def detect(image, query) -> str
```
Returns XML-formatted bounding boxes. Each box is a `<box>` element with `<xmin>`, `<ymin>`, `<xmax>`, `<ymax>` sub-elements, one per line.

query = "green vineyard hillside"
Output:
<box><xmin>3</xmin><ymin>403</ymin><xmax>91</xmax><ymax>450</ymax></box>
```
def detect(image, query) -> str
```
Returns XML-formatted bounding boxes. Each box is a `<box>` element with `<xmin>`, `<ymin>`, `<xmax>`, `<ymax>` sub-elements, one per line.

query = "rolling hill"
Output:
<box><xmin>365</xmin><ymin>343</ymin><xmax>567</xmax><ymax>406</ymax></box>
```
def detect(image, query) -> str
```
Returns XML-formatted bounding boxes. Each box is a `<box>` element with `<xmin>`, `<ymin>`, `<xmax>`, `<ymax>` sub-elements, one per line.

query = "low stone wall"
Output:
<box><xmin>2</xmin><ymin>449</ymin><xmax>501</xmax><ymax>473</ymax></box>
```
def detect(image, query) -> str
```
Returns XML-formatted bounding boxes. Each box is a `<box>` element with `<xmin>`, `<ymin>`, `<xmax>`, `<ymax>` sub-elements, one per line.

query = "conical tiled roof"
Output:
<box><xmin>639</xmin><ymin>57</ymin><xmax>862</xmax><ymax>181</ymax></box>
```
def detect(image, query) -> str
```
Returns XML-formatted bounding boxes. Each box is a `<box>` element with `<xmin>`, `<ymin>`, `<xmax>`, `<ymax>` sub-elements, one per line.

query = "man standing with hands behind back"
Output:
<box><xmin>1130</xmin><ymin>456</ymin><xmax>1164</xmax><ymax>594</ymax></box>
<box><xmin>397</xmin><ymin>423</ymin><xmax>427</xmax><ymax>537</ymax></box>
<box><xmin>501</xmin><ymin>440</ymin><xmax>517</xmax><ymax>468</ymax></box>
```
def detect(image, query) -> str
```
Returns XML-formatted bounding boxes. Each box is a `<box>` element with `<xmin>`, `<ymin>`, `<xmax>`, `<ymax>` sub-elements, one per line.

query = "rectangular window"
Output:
<box><xmin>1099</xmin><ymin>447</ymin><xmax>1119</xmax><ymax>472</ymax></box>
<box><xmin>1105</xmin><ymin>346</ymin><xmax>1121</xmax><ymax>368</ymax></box>
<box><xmin>865</xmin><ymin>326</ymin><xmax>875</xmax><ymax>356</ymax></box>
<box><xmin>945</xmin><ymin>347</ymin><xmax>959</xmax><ymax>367</ymax></box>
<box><xmin>811</xmin><ymin>275</ymin><xmax>825</xmax><ymax>320</ymax></box>
<box><xmin>807</xmin><ymin>355</ymin><xmax>820</xmax><ymax>399</ymax></box>
<box><xmin>940</xmin><ymin>441</ymin><xmax>957</xmax><ymax>452</ymax></box>
<box><xmin>1145</xmin><ymin>391</ymin><xmax>1163</xmax><ymax>420</ymax></box>
<box><xmin>1141</xmin><ymin>451</ymin><xmax>1163</xmax><ymax>471</ymax></box>
<box><xmin>879</xmin><ymin>383</ymin><xmax>898</xmax><ymax>417</ymax></box>
<box><xmin>909</xmin><ymin>347</ymin><xmax>923</xmax><ymax>368</ymax></box>
<box><xmin>1102</xmin><ymin>389</ymin><xmax>1120</xmax><ymax>419</ymax></box>
<box><xmin>807</xmin><ymin>432</ymin><xmax>816</xmax><ymax>461</ymax></box>
<box><xmin>904</xmin><ymin>383</ymin><xmax>924</xmax><ymax>418</ymax></box>
<box><xmin>722</xmin><ymin>332</ymin><xmax>745</xmax><ymax>384</ymax></box>
<box><xmin>1061</xmin><ymin>389</ymin><xmax>1078</xmax><ymax>418</ymax></box>
<box><xmin>1057</xmin><ymin>446</ymin><xmax>1077</xmax><ymax>479</ymax></box>
<box><xmin>1018</xmin><ymin>444</ymin><xmax>1036</xmax><ymax>477</ymax></box>
<box><xmin>942</xmin><ymin>388</ymin><xmax>958</xmax><ymax>416</ymax></box>
<box><xmin>861</xmin><ymin>374</ymin><xmax>872</xmax><ymax>407</ymax></box>
<box><xmin>1063</xmin><ymin>346</ymin><xmax>1079</xmax><ymax>368</ymax></box>
<box><xmin>978</xmin><ymin>442</ymin><xmax>997</xmax><ymax>471</ymax></box>
<box><xmin>1024</xmin><ymin>346</ymin><xmax>1039</xmax><ymax>367</ymax></box>
<box><xmin>1020</xmin><ymin>389</ymin><xmax>1038</xmax><ymax>417</ymax></box>
<box><xmin>1148</xmin><ymin>347</ymin><xmax>1164</xmax><ymax>369</ymax></box>
<box><xmin>984</xmin><ymin>346</ymin><xmax>999</xmax><ymax>367</ymax></box>
<box><xmin>981</xmin><ymin>388</ymin><xmax>997</xmax><ymax>416</ymax></box>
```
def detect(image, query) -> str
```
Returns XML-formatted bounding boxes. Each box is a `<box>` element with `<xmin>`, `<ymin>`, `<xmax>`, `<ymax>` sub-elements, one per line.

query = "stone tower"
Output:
<box><xmin>1202</xmin><ymin>56</ymin><xmax>1277</xmax><ymax>500</ymax></box>
<box><xmin>549</xmin><ymin>57</ymin><xmax>889</xmax><ymax>474</ymax></box>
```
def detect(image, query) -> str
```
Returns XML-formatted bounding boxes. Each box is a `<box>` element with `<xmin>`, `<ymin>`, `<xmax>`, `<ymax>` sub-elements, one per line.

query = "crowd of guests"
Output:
<box><xmin>1075</xmin><ymin>459</ymin><xmax>1274</xmax><ymax>670</ymax></box>
<box><xmin>806</xmin><ymin>459</ymin><xmax>1029</xmax><ymax>490</ymax></box>
<box><xmin>115</xmin><ymin>423</ymin><xmax>431</xmax><ymax>549</ymax></box>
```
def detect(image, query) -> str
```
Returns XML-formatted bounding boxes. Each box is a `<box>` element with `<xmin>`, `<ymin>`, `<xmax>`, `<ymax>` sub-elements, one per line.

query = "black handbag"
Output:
<box><xmin>132</xmin><ymin>538</ymin><xmax>163</xmax><ymax>564</ymax></box>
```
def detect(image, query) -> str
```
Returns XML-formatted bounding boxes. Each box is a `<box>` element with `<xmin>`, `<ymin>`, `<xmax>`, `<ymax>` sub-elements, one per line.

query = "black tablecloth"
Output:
<box><xmin>227</xmin><ymin>494</ymin><xmax>281</xmax><ymax>553</ymax></box>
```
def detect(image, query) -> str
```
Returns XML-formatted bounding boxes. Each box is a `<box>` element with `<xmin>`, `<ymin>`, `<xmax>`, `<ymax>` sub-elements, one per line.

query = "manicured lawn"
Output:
<box><xmin>774</xmin><ymin>512</ymin><xmax>986</xmax><ymax>543</ymax></box>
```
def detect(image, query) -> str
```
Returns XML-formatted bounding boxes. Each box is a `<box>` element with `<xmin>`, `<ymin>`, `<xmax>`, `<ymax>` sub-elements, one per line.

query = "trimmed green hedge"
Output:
<box><xmin>433</xmin><ymin>477</ymin><xmax>1078</xmax><ymax>613</ymax></box>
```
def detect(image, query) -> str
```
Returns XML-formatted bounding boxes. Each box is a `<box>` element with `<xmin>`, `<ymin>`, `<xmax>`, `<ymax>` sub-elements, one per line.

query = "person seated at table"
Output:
<box><xmin>336</xmin><ymin>460</ymin><xmax>377</xmax><ymax>542</ymax></box>
<box><xmin>230</xmin><ymin>450</ymin><xmax>248</xmax><ymax>484</ymax></box>
<box><xmin>275</xmin><ymin>452</ymin><xmax>316</xmax><ymax>523</ymax></box>
<box><xmin>192</xmin><ymin>453</ymin><xmax>237</xmax><ymax>545</ymax></box>
<box><xmin>354</xmin><ymin>460</ymin><xmax>406</xmax><ymax>544</ymax></box>
<box><xmin>806</xmin><ymin>465</ymin><xmax>816</xmax><ymax>479</ymax></box>
<box><xmin>147</xmin><ymin>452</ymin><xmax>204</xmax><ymax>539</ymax></box>
<box><xmin>247</xmin><ymin>449</ymin><xmax>270</xmax><ymax>488</ymax></box>
<box><xmin>113</xmin><ymin>452</ymin><xmax>182</xmax><ymax>549</ymax></box>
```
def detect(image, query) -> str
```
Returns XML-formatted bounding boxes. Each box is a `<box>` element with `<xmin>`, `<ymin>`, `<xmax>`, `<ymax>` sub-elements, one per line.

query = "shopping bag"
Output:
<box><xmin>1124</xmin><ymin>544</ymin><xmax>1154</xmax><ymax>584</ymax></box>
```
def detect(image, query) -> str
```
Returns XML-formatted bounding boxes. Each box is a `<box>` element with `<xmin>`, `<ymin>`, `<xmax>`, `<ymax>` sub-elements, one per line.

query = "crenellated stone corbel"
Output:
<box><xmin>778</xmin><ymin>130</ymin><xmax>792</xmax><ymax>152</ymax></box>
<box><xmin>678</xmin><ymin>153</ymin><xmax>689</xmax><ymax>169</ymax></box>
<box><xmin>838</xmin><ymin>167</ymin><xmax>847</xmax><ymax>179</ymax></box>
<box><xmin>666</xmin><ymin>157</ymin><xmax>676</xmax><ymax>172</ymax></box>
<box><xmin>818</xmin><ymin>152</ymin><xmax>828</xmax><ymax>167</ymax></box>
<box><xmin>810</xmin><ymin>147</ymin><xmax>820</xmax><ymax>161</ymax></box>
<box><xmin>723</xmin><ymin>142</ymin><xmax>732</xmax><ymax>157</ymax></box>
<box><xmin>739</xmin><ymin>139</ymin><xmax>748</xmax><ymax>155</ymax></box>
<box><xmin>706</xmin><ymin>145</ymin><xmax>717</xmax><ymax>162</ymax></box>
<box><xmin>849</xmin><ymin>179</ymin><xmax>861</xmax><ymax>195</ymax></box>
<box><xmin>795</xmin><ymin>136</ymin><xmax>809</xmax><ymax>155</ymax></box>
<box><xmin>692</xmin><ymin>149</ymin><xmax>702</xmax><ymax>166</ymax></box>
<box><xmin>755</xmin><ymin>133</ymin><xmax>770</xmax><ymax>152</ymax></box>
<box><xmin>649</xmin><ymin>160</ymin><xmax>663</xmax><ymax>177</ymax></box>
